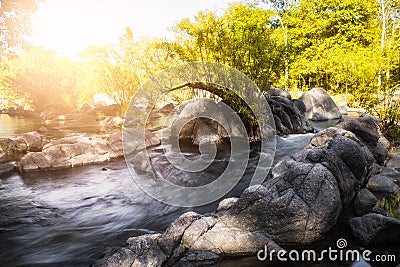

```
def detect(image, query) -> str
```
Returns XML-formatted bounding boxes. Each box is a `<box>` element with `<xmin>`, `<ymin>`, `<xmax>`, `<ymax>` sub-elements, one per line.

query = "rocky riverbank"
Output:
<box><xmin>94</xmin><ymin>115</ymin><xmax>400</xmax><ymax>267</ymax></box>
<box><xmin>0</xmin><ymin>130</ymin><xmax>160</xmax><ymax>173</ymax></box>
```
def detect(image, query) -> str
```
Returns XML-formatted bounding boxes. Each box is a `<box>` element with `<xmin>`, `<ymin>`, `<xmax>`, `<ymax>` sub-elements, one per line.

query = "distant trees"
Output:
<box><xmin>0</xmin><ymin>1</ymin><xmax>398</xmax><ymax>138</ymax></box>
<box><xmin>7</xmin><ymin>47</ymin><xmax>79</xmax><ymax>111</ymax></box>
<box><xmin>81</xmin><ymin>27</ymin><xmax>177</xmax><ymax>114</ymax></box>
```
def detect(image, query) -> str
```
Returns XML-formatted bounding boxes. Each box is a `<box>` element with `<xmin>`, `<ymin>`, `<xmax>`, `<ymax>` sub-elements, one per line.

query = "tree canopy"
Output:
<box><xmin>0</xmin><ymin>0</ymin><xmax>40</xmax><ymax>56</ymax></box>
<box><xmin>0</xmin><ymin>0</ymin><xmax>399</xmax><ymax>138</ymax></box>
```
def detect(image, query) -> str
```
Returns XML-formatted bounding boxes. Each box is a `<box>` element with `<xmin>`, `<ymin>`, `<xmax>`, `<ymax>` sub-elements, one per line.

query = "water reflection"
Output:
<box><xmin>0</xmin><ymin>114</ymin><xmax>43</xmax><ymax>137</ymax></box>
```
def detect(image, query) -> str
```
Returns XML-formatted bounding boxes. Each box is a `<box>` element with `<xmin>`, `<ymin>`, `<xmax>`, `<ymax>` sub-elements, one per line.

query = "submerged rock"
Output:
<box><xmin>299</xmin><ymin>87</ymin><xmax>341</xmax><ymax>121</ymax></box>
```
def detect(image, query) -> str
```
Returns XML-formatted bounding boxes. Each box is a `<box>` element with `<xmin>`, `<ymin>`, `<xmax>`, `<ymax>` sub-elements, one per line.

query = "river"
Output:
<box><xmin>0</xmin><ymin>115</ymin><xmax>398</xmax><ymax>266</ymax></box>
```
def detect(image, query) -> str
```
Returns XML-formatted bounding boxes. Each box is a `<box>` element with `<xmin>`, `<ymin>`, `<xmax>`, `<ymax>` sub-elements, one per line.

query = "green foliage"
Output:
<box><xmin>0</xmin><ymin>1</ymin><xmax>399</xmax><ymax>141</ymax></box>
<box><xmin>173</xmin><ymin>4</ymin><xmax>282</xmax><ymax>90</ymax></box>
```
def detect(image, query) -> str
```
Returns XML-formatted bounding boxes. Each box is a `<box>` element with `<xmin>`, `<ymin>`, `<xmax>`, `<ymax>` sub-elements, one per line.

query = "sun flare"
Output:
<box><xmin>30</xmin><ymin>0</ymin><xmax>233</xmax><ymax>59</ymax></box>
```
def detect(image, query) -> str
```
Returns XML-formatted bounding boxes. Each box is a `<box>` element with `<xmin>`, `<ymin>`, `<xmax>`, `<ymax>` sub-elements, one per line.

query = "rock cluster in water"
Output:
<box><xmin>94</xmin><ymin>114</ymin><xmax>400</xmax><ymax>267</ymax></box>
<box><xmin>7</xmin><ymin>130</ymin><xmax>160</xmax><ymax>172</ymax></box>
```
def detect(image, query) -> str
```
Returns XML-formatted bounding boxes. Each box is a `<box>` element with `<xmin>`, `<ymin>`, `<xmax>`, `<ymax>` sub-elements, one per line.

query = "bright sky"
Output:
<box><xmin>30</xmin><ymin>0</ymin><xmax>238</xmax><ymax>58</ymax></box>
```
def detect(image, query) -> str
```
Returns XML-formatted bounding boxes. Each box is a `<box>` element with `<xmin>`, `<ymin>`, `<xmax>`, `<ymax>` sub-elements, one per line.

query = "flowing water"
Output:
<box><xmin>0</xmin><ymin>115</ymin><xmax>398</xmax><ymax>266</ymax></box>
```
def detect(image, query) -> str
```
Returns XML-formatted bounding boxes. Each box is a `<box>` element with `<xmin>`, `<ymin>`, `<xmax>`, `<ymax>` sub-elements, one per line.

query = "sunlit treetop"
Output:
<box><xmin>0</xmin><ymin>0</ymin><xmax>41</xmax><ymax>56</ymax></box>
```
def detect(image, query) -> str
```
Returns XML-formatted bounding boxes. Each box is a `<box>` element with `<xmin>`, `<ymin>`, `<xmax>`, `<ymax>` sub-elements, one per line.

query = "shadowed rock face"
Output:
<box><xmin>337</xmin><ymin>115</ymin><xmax>389</xmax><ymax>164</ymax></box>
<box><xmin>299</xmin><ymin>87</ymin><xmax>341</xmax><ymax>121</ymax></box>
<box><xmin>94</xmin><ymin>125</ymin><xmax>377</xmax><ymax>266</ymax></box>
<box><xmin>349</xmin><ymin>213</ymin><xmax>400</xmax><ymax>245</ymax></box>
<box><xmin>267</xmin><ymin>95</ymin><xmax>314</xmax><ymax>134</ymax></box>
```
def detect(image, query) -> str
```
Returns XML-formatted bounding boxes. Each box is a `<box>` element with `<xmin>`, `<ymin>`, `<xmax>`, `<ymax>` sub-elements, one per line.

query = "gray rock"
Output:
<box><xmin>93</xmin><ymin>247</ymin><xmax>137</xmax><ymax>267</ymax></box>
<box><xmin>349</xmin><ymin>213</ymin><xmax>400</xmax><ymax>245</ymax></box>
<box><xmin>20</xmin><ymin>131</ymin><xmax>47</xmax><ymax>152</ymax></box>
<box><xmin>192</xmin><ymin>118</ymin><xmax>223</xmax><ymax>145</ymax></box>
<box><xmin>126</xmin><ymin>234</ymin><xmax>166</xmax><ymax>267</ymax></box>
<box><xmin>216</xmin><ymin>197</ymin><xmax>238</xmax><ymax>212</ymax></box>
<box><xmin>0</xmin><ymin>162</ymin><xmax>15</xmax><ymax>176</ymax></box>
<box><xmin>292</xmin><ymin>99</ymin><xmax>306</xmax><ymax>114</ymax></box>
<box><xmin>1</xmin><ymin>137</ymin><xmax>28</xmax><ymax>161</ymax></box>
<box><xmin>366</xmin><ymin>174</ymin><xmax>399</xmax><ymax>195</ymax></box>
<box><xmin>337</xmin><ymin>115</ymin><xmax>379</xmax><ymax>147</ymax></box>
<box><xmin>0</xmin><ymin>132</ymin><xmax>47</xmax><ymax>162</ymax></box>
<box><xmin>337</xmin><ymin>116</ymin><xmax>388</xmax><ymax>164</ymax></box>
<box><xmin>299</xmin><ymin>87</ymin><xmax>342</xmax><ymax>121</ymax></box>
<box><xmin>354</xmin><ymin>189</ymin><xmax>378</xmax><ymax>216</ymax></box>
<box><xmin>131</xmin><ymin>151</ymin><xmax>153</xmax><ymax>174</ymax></box>
<box><xmin>170</xmin><ymin>99</ymin><xmax>244</xmax><ymax>144</ymax></box>
<box><xmin>227</xmin><ymin>161</ymin><xmax>342</xmax><ymax>245</ymax></box>
<box><xmin>158</xmin><ymin>212</ymin><xmax>201</xmax><ymax>256</ymax></box>
<box><xmin>379</xmin><ymin>167</ymin><xmax>400</xmax><ymax>181</ymax></box>
<box><xmin>387</xmin><ymin>147</ymin><xmax>400</xmax><ymax>171</ymax></box>
<box><xmin>265</xmin><ymin>88</ymin><xmax>291</xmax><ymax>99</ymax></box>
<box><xmin>268</xmin><ymin>95</ymin><xmax>313</xmax><ymax>134</ymax></box>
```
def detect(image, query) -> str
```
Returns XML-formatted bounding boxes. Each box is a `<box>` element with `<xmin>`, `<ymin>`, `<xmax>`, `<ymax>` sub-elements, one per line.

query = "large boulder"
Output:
<box><xmin>299</xmin><ymin>87</ymin><xmax>341</xmax><ymax>121</ymax></box>
<box><xmin>349</xmin><ymin>213</ymin><xmax>400</xmax><ymax>245</ymax></box>
<box><xmin>18</xmin><ymin>136</ymin><xmax>113</xmax><ymax>171</ymax></box>
<box><xmin>94</xmin><ymin>212</ymin><xmax>284</xmax><ymax>267</ymax></box>
<box><xmin>366</xmin><ymin>174</ymin><xmax>399</xmax><ymax>195</ymax></box>
<box><xmin>0</xmin><ymin>137</ymin><xmax>28</xmax><ymax>161</ymax></box>
<box><xmin>171</xmin><ymin>99</ymin><xmax>243</xmax><ymax>145</ymax></box>
<box><xmin>226</xmin><ymin>132</ymin><xmax>374</xmax><ymax>245</ymax></box>
<box><xmin>19</xmin><ymin>131</ymin><xmax>47</xmax><ymax>152</ymax></box>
